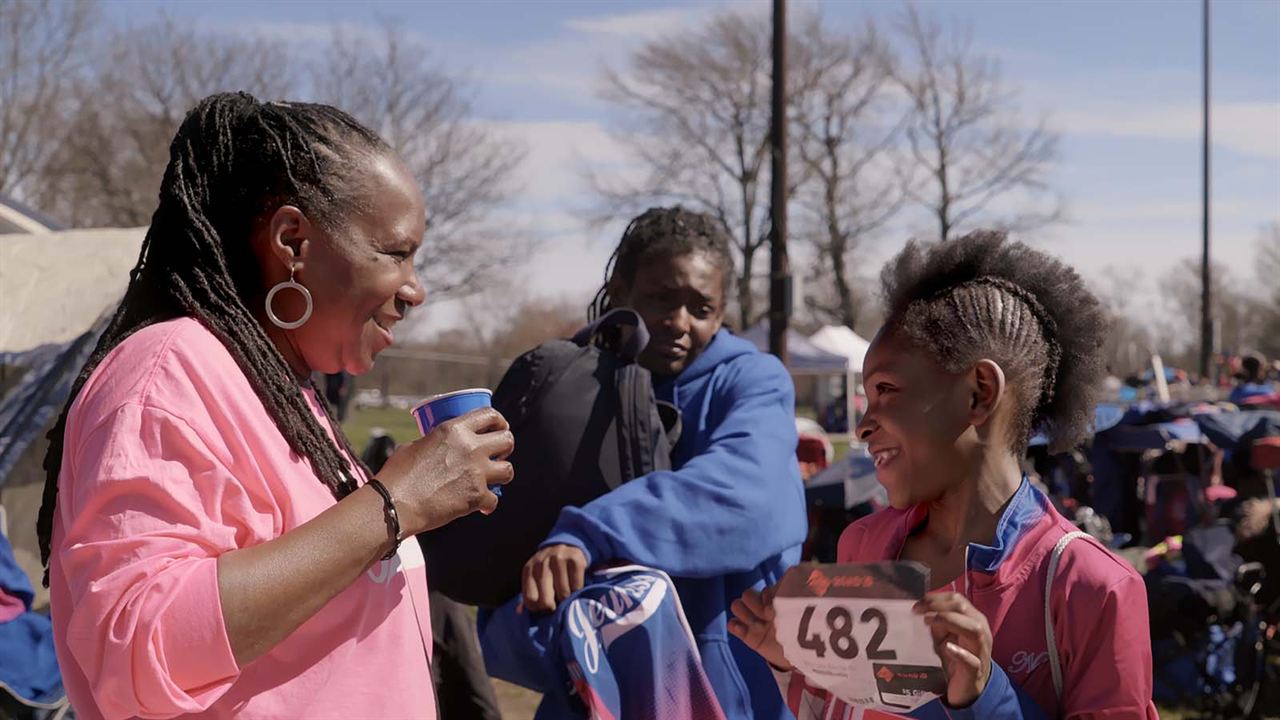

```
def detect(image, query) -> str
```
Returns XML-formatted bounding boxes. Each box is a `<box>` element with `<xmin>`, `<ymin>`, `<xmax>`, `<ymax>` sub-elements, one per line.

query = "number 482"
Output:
<box><xmin>797</xmin><ymin>606</ymin><xmax>898</xmax><ymax>661</ymax></box>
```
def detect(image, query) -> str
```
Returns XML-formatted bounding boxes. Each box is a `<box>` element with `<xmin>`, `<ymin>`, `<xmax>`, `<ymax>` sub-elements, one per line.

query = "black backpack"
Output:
<box><xmin>420</xmin><ymin>309</ymin><xmax>681</xmax><ymax>607</ymax></box>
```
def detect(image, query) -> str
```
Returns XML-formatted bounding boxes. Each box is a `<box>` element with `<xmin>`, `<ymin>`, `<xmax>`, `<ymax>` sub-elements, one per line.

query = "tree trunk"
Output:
<box><xmin>832</xmin><ymin>246</ymin><xmax>856</xmax><ymax>330</ymax></box>
<box><xmin>739</xmin><ymin>176</ymin><xmax>757</xmax><ymax>329</ymax></box>
<box><xmin>823</xmin><ymin>165</ymin><xmax>857</xmax><ymax>329</ymax></box>
<box><xmin>935</xmin><ymin>137</ymin><xmax>952</xmax><ymax>241</ymax></box>
<box><xmin>739</xmin><ymin>245</ymin><xmax>756</xmax><ymax>329</ymax></box>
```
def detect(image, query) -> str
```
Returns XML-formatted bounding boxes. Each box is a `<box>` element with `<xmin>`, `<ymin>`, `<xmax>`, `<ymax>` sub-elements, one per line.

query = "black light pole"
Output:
<box><xmin>1200</xmin><ymin>0</ymin><xmax>1213</xmax><ymax>381</ymax></box>
<box><xmin>768</xmin><ymin>0</ymin><xmax>790</xmax><ymax>364</ymax></box>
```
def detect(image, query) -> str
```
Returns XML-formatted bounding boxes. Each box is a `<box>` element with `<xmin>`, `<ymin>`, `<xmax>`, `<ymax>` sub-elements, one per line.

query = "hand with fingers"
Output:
<box><xmin>374</xmin><ymin>407</ymin><xmax>515</xmax><ymax>535</ymax></box>
<box><xmin>913</xmin><ymin>592</ymin><xmax>993</xmax><ymax>708</ymax></box>
<box><xmin>522</xmin><ymin>544</ymin><xmax>589</xmax><ymax>613</ymax></box>
<box><xmin>728</xmin><ymin>585</ymin><xmax>793</xmax><ymax>671</ymax></box>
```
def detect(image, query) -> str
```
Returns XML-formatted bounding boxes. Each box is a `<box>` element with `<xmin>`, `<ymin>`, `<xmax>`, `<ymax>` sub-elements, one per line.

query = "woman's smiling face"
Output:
<box><xmin>261</xmin><ymin>154</ymin><xmax>427</xmax><ymax>376</ymax></box>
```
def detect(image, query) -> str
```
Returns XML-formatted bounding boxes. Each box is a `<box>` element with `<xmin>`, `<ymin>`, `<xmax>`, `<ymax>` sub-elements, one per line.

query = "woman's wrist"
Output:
<box><xmin>365</xmin><ymin>479</ymin><xmax>402</xmax><ymax>560</ymax></box>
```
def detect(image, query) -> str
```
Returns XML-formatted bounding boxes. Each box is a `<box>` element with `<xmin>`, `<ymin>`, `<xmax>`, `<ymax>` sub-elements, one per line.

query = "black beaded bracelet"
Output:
<box><xmin>366</xmin><ymin>479</ymin><xmax>402</xmax><ymax>560</ymax></box>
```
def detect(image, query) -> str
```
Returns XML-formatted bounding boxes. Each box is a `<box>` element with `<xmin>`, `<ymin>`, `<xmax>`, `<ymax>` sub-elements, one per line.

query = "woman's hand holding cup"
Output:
<box><xmin>375</xmin><ymin>406</ymin><xmax>514</xmax><ymax>535</ymax></box>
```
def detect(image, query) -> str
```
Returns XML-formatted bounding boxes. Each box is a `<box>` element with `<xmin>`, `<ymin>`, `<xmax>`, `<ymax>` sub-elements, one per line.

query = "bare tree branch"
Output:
<box><xmin>894</xmin><ymin>4</ymin><xmax>1059</xmax><ymax>241</ymax></box>
<box><xmin>1159</xmin><ymin>258</ymin><xmax>1269</xmax><ymax>361</ymax></box>
<box><xmin>315</xmin><ymin>20</ymin><xmax>529</xmax><ymax>299</ymax></box>
<box><xmin>790</xmin><ymin>15</ymin><xmax>905</xmax><ymax>331</ymax></box>
<box><xmin>591</xmin><ymin>12</ymin><xmax>774</xmax><ymax>328</ymax></box>
<box><xmin>1253</xmin><ymin>221</ymin><xmax>1280</xmax><ymax>357</ymax></box>
<box><xmin>27</xmin><ymin>14</ymin><xmax>293</xmax><ymax>227</ymax></box>
<box><xmin>19</xmin><ymin>15</ymin><xmax>525</xmax><ymax>305</ymax></box>
<box><xmin>0</xmin><ymin>0</ymin><xmax>97</xmax><ymax>199</ymax></box>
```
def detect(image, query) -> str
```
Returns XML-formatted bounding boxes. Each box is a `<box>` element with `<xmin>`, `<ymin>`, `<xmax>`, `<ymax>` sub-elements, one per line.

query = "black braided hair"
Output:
<box><xmin>880</xmin><ymin>230</ymin><xmax>1108</xmax><ymax>454</ymax></box>
<box><xmin>37</xmin><ymin>92</ymin><xmax>393</xmax><ymax>582</ymax></box>
<box><xmin>589</xmin><ymin>206</ymin><xmax>736</xmax><ymax>322</ymax></box>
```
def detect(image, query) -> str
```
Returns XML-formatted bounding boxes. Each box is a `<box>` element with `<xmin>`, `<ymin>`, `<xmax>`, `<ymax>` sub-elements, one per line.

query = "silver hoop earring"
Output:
<box><xmin>265</xmin><ymin>267</ymin><xmax>312</xmax><ymax>330</ymax></box>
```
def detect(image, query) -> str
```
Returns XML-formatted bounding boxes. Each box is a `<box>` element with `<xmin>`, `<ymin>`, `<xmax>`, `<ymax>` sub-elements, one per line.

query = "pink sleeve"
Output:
<box><xmin>1060</xmin><ymin>569</ymin><xmax>1159</xmax><ymax>719</ymax></box>
<box><xmin>58</xmin><ymin>403</ymin><xmax>252</xmax><ymax>720</ymax></box>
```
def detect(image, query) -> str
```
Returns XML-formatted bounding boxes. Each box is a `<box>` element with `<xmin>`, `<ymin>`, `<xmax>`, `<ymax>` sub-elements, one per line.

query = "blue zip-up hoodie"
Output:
<box><xmin>542</xmin><ymin>328</ymin><xmax>808</xmax><ymax>720</ymax></box>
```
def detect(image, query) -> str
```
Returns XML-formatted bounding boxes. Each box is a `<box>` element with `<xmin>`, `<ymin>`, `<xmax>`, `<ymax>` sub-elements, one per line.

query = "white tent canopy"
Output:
<box><xmin>809</xmin><ymin>325</ymin><xmax>872</xmax><ymax>373</ymax></box>
<box><xmin>0</xmin><ymin>228</ymin><xmax>145</xmax><ymax>353</ymax></box>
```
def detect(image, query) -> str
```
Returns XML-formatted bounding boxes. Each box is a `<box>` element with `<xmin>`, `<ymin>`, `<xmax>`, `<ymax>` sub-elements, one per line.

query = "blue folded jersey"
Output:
<box><xmin>481</xmin><ymin>566</ymin><xmax>726</xmax><ymax>720</ymax></box>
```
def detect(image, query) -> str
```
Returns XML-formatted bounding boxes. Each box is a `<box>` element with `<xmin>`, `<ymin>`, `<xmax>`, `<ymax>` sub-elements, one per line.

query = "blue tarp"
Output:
<box><xmin>0</xmin><ymin>310</ymin><xmax>110</xmax><ymax>487</ymax></box>
<box><xmin>1029</xmin><ymin>403</ymin><xmax>1127</xmax><ymax>447</ymax></box>
<box><xmin>1194</xmin><ymin>411</ymin><xmax>1280</xmax><ymax>451</ymax></box>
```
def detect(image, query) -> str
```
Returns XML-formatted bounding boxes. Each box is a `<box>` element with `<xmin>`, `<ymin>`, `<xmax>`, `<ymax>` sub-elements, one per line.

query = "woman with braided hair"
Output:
<box><xmin>39</xmin><ymin>92</ymin><xmax>514</xmax><ymax>719</ymax></box>
<box><xmin>730</xmin><ymin>231</ymin><xmax>1157</xmax><ymax>719</ymax></box>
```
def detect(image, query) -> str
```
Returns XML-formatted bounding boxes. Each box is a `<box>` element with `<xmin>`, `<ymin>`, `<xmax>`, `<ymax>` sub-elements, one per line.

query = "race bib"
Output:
<box><xmin>773</xmin><ymin>562</ymin><xmax>946</xmax><ymax>714</ymax></box>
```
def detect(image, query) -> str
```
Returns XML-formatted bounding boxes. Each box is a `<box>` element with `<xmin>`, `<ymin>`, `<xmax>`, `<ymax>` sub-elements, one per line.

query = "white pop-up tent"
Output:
<box><xmin>809</xmin><ymin>325</ymin><xmax>871</xmax><ymax>373</ymax></box>
<box><xmin>807</xmin><ymin>325</ymin><xmax>874</xmax><ymax>433</ymax></box>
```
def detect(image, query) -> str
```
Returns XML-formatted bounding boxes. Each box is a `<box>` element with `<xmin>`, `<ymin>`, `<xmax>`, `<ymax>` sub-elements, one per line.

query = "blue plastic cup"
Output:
<box><xmin>410</xmin><ymin>388</ymin><xmax>501</xmax><ymax>497</ymax></box>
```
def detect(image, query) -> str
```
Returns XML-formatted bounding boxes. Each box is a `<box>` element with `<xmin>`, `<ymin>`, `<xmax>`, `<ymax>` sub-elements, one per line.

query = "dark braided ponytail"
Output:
<box><xmin>589</xmin><ymin>206</ymin><xmax>735</xmax><ymax>322</ymax></box>
<box><xmin>38</xmin><ymin>92</ymin><xmax>393</xmax><ymax>581</ymax></box>
<box><xmin>880</xmin><ymin>230</ymin><xmax>1108</xmax><ymax>454</ymax></box>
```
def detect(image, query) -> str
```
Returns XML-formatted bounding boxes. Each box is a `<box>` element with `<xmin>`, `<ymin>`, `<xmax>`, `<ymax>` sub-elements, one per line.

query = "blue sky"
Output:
<box><xmin>104</xmin><ymin>0</ymin><xmax>1279</xmax><ymax>335</ymax></box>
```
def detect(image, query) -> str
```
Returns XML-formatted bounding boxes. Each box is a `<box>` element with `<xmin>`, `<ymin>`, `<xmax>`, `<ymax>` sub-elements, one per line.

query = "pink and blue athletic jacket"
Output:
<box><xmin>480</xmin><ymin>566</ymin><xmax>727</xmax><ymax>720</ymax></box>
<box><xmin>775</xmin><ymin>479</ymin><xmax>1159</xmax><ymax>719</ymax></box>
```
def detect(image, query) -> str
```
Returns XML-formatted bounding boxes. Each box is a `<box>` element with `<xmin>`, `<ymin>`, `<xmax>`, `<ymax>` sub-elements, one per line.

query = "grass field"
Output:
<box><xmin>342</xmin><ymin>404</ymin><xmax>421</xmax><ymax>449</ymax></box>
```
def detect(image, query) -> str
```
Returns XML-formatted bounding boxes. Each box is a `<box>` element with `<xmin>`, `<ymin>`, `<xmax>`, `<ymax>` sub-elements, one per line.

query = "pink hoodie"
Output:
<box><xmin>776</xmin><ymin>479</ymin><xmax>1158</xmax><ymax>719</ymax></box>
<box><xmin>49</xmin><ymin>318</ymin><xmax>436</xmax><ymax>720</ymax></box>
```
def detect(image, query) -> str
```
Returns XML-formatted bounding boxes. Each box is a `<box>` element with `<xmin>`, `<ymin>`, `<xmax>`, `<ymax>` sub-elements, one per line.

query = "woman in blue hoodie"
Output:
<box><xmin>522</xmin><ymin>207</ymin><xmax>808</xmax><ymax>719</ymax></box>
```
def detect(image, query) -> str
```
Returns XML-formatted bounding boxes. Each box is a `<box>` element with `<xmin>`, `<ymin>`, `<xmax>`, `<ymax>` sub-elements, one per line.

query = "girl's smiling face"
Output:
<box><xmin>856</xmin><ymin>327</ymin><xmax>986</xmax><ymax>509</ymax></box>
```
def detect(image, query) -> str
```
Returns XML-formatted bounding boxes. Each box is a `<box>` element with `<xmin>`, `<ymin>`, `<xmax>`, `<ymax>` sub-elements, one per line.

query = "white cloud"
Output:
<box><xmin>409</xmin><ymin>208</ymin><xmax>613</xmax><ymax>337</ymax></box>
<box><xmin>411</xmin><ymin>119</ymin><xmax>637</xmax><ymax>334</ymax></box>
<box><xmin>478</xmin><ymin>1</ymin><xmax>771</xmax><ymax>110</ymax></box>
<box><xmin>207</xmin><ymin>18</ymin><xmax>436</xmax><ymax>49</ymax></box>
<box><xmin>1066</xmin><ymin>198</ymin><xmax>1253</xmax><ymax>225</ymax></box>
<box><xmin>565</xmin><ymin>2</ymin><xmax>769</xmax><ymax>39</ymax></box>
<box><xmin>565</xmin><ymin>6</ymin><xmax>712</xmax><ymax>39</ymax></box>
<box><xmin>478</xmin><ymin>119</ymin><xmax>637</xmax><ymax>203</ymax></box>
<box><xmin>1053</xmin><ymin>101</ymin><xmax>1280</xmax><ymax>159</ymax></box>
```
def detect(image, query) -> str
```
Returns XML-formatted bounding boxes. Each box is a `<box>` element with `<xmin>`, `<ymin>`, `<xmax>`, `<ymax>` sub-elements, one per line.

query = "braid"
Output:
<box><xmin>38</xmin><ymin>92</ymin><xmax>389</xmax><ymax>581</ymax></box>
<box><xmin>931</xmin><ymin>276</ymin><xmax>1063</xmax><ymax>410</ymax></box>
<box><xmin>882</xmin><ymin>231</ymin><xmax>1107</xmax><ymax>454</ymax></box>
<box><xmin>590</xmin><ymin>206</ymin><xmax>735</xmax><ymax>321</ymax></box>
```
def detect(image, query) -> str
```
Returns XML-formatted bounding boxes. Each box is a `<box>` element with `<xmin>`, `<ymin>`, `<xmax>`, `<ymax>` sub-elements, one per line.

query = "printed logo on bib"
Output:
<box><xmin>775</xmin><ymin>563</ymin><xmax>946</xmax><ymax>714</ymax></box>
<box><xmin>873</xmin><ymin>663</ymin><xmax>947</xmax><ymax>710</ymax></box>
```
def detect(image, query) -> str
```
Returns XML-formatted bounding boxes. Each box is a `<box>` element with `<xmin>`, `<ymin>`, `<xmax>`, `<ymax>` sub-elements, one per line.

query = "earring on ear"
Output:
<box><xmin>265</xmin><ymin>265</ymin><xmax>313</xmax><ymax>330</ymax></box>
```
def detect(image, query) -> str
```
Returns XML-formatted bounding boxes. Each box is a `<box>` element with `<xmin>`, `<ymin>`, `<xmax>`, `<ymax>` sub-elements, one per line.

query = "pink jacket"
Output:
<box><xmin>777</xmin><ymin>479</ymin><xmax>1158</xmax><ymax>719</ymax></box>
<box><xmin>49</xmin><ymin>318</ymin><xmax>436</xmax><ymax>720</ymax></box>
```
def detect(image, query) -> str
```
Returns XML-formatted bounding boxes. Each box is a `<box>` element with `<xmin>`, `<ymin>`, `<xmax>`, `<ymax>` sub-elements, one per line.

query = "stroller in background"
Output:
<box><xmin>1144</xmin><ymin>412</ymin><xmax>1280</xmax><ymax>719</ymax></box>
<box><xmin>1091</xmin><ymin>414</ymin><xmax>1223</xmax><ymax>547</ymax></box>
<box><xmin>1233</xmin><ymin>435</ymin><xmax>1280</xmax><ymax>718</ymax></box>
<box><xmin>1145</xmin><ymin>522</ymin><xmax>1264</xmax><ymax>718</ymax></box>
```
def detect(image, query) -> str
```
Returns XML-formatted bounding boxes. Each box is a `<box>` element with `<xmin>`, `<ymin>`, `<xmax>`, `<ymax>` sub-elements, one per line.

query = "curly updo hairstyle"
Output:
<box><xmin>880</xmin><ymin>230</ymin><xmax>1109</xmax><ymax>454</ymax></box>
